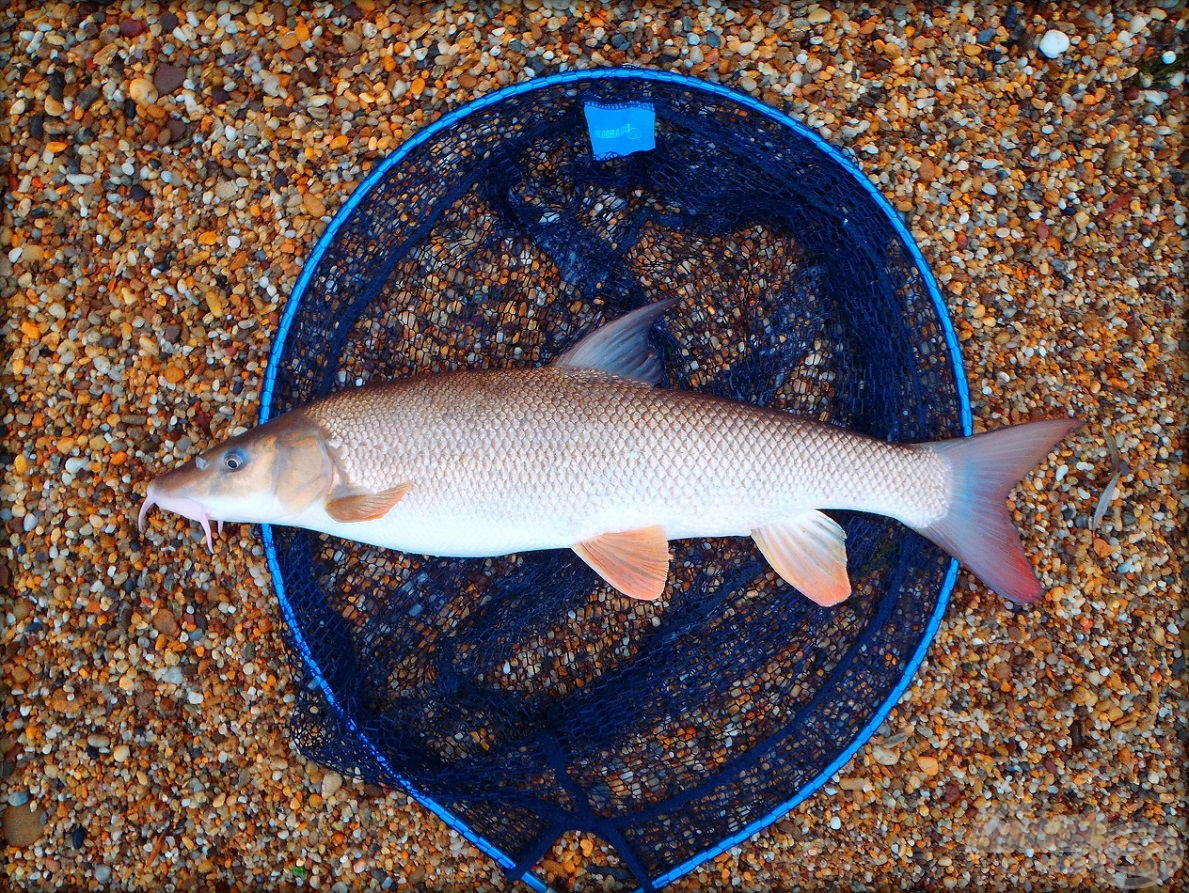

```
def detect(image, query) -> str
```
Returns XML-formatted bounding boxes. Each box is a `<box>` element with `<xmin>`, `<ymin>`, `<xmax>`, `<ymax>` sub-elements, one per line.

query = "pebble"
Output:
<box><xmin>916</xmin><ymin>755</ymin><xmax>940</xmax><ymax>777</ymax></box>
<box><xmin>154</xmin><ymin>63</ymin><xmax>186</xmax><ymax>95</ymax></box>
<box><xmin>153</xmin><ymin>608</ymin><xmax>180</xmax><ymax>637</ymax></box>
<box><xmin>321</xmin><ymin>771</ymin><xmax>344</xmax><ymax>798</ymax></box>
<box><xmin>160</xmin><ymin>666</ymin><xmax>186</xmax><ymax>685</ymax></box>
<box><xmin>302</xmin><ymin>192</ymin><xmax>327</xmax><ymax>218</ymax></box>
<box><xmin>871</xmin><ymin>744</ymin><xmax>900</xmax><ymax>766</ymax></box>
<box><xmin>1038</xmin><ymin>29</ymin><xmax>1072</xmax><ymax>59</ymax></box>
<box><xmin>2</xmin><ymin>803</ymin><xmax>46</xmax><ymax>847</ymax></box>
<box><xmin>127</xmin><ymin>78</ymin><xmax>158</xmax><ymax>105</ymax></box>
<box><xmin>1</xmin><ymin>3</ymin><xmax>1184</xmax><ymax>892</ymax></box>
<box><xmin>806</xmin><ymin>7</ymin><xmax>831</xmax><ymax>26</ymax></box>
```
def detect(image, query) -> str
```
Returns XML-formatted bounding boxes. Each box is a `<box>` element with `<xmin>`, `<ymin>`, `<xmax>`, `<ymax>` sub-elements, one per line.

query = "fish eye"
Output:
<box><xmin>223</xmin><ymin>449</ymin><xmax>246</xmax><ymax>471</ymax></box>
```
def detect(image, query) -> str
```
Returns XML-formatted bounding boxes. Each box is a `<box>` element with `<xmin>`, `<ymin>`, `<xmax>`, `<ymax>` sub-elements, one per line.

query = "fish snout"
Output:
<box><xmin>137</xmin><ymin>477</ymin><xmax>217</xmax><ymax>551</ymax></box>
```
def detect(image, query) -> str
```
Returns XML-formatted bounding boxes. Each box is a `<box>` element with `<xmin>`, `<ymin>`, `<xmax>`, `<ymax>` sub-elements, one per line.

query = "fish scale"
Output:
<box><xmin>304</xmin><ymin>366</ymin><xmax>950</xmax><ymax>547</ymax></box>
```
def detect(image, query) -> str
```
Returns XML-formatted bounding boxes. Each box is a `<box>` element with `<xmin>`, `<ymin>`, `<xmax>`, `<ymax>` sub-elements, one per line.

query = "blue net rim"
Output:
<box><xmin>258</xmin><ymin>67</ymin><xmax>972</xmax><ymax>892</ymax></box>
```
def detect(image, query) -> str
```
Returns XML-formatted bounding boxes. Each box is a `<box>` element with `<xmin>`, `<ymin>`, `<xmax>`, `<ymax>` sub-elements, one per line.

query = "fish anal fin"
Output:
<box><xmin>325</xmin><ymin>483</ymin><xmax>410</xmax><ymax>523</ymax></box>
<box><xmin>752</xmin><ymin>511</ymin><xmax>851</xmax><ymax>607</ymax></box>
<box><xmin>573</xmin><ymin>525</ymin><xmax>670</xmax><ymax>601</ymax></box>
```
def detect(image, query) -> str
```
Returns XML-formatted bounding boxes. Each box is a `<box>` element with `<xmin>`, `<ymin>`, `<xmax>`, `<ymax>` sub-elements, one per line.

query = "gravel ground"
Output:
<box><xmin>2</xmin><ymin>1</ymin><xmax>1186</xmax><ymax>891</ymax></box>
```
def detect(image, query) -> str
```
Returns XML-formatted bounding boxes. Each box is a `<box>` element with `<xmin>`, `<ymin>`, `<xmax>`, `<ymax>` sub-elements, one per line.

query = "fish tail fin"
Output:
<box><xmin>914</xmin><ymin>418</ymin><xmax>1081</xmax><ymax>604</ymax></box>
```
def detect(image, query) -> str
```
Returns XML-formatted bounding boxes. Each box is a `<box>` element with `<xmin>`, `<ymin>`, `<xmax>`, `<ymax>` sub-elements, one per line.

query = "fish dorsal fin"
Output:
<box><xmin>325</xmin><ymin>483</ymin><xmax>411</xmax><ymax>523</ymax></box>
<box><xmin>752</xmin><ymin>511</ymin><xmax>851</xmax><ymax>607</ymax></box>
<box><xmin>573</xmin><ymin>526</ymin><xmax>670</xmax><ymax>601</ymax></box>
<box><xmin>555</xmin><ymin>300</ymin><xmax>674</xmax><ymax>385</ymax></box>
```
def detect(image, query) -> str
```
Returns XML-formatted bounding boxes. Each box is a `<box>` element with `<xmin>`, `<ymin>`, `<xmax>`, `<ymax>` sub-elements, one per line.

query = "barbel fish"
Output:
<box><xmin>139</xmin><ymin>302</ymin><xmax>1079</xmax><ymax>606</ymax></box>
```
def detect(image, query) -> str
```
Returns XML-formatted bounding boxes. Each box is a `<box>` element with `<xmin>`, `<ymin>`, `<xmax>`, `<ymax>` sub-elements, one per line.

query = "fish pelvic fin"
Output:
<box><xmin>573</xmin><ymin>526</ymin><xmax>670</xmax><ymax>600</ymax></box>
<box><xmin>916</xmin><ymin>417</ymin><xmax>1081</xmax><ymax>605</ymax></box>
<box><xmin>752</xmin><ymin>511</ymin><xmax>851</xmax><ymax>606</ymax></box>
<box><xmin>555</xmin><ymin>300</ymin><xmax>674</xmax><ymax>385</ymax></box>
<box><xmin>325</xmin><ymin>483</ymin><xmax>411</xmax><ymax>523</ymax></box>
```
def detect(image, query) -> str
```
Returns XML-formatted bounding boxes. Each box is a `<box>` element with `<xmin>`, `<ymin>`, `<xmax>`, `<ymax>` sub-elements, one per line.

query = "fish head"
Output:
<box><xmin>138</xmin><ymin>411</ymin><xmax>334</xmax><ymax>550</ymax></box>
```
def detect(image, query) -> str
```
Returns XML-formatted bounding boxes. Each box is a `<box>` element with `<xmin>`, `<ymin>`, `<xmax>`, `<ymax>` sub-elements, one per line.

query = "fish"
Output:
<box><xmin>138</xmin><ymin>301</ymin><xmax>1080</xmax><ymax>607</ymax></box>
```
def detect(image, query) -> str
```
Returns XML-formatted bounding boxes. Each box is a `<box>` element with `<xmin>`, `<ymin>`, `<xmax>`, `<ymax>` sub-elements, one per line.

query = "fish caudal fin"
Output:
<box><xmin>917</xmin><ymin>418</ymin><xmax>1080</xmax><ymax>604</ymax></box>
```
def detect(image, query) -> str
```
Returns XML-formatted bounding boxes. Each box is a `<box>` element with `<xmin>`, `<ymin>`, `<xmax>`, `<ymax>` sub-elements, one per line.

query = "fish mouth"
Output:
<box><xmin>138</xmin><ymin>482</ymin><xmax>219</xmax><ymax>552</ymax></box>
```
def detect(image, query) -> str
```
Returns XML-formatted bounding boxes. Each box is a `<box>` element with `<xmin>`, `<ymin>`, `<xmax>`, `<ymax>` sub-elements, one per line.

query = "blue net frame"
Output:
<box><xmin>258</xmin><ymin>69</ymin><xmax>971</xmax><ymax>891</ymax></box>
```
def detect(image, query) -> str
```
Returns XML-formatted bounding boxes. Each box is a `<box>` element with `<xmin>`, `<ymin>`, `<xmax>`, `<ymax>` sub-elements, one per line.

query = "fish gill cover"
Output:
<box><xmin>259</xmin><ymin>70</ymin><xmax>968</xmax><ymax>892</ymax></box>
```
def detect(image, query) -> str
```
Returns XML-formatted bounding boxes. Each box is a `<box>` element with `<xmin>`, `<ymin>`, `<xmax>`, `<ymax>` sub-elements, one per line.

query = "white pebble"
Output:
<box><xmin>1038</xmin><ymin>30</ymin><xmax>1071</xmax><ymax>59</ymax></box>
<box><xmin>161</xmin><ymin>667</ymin><xmax>185</xmax><ymax>685</ymax></box>
<box><xmin>1161</xmin><ymin>50</ymin><xmax>1176</xmax><ymax>65</ymax></box>
<box><xmin>829</xmin><ymin>816</ymin><xmax>842</xmax><ymax>830</ymax></box>
<box><xmin>187</xmin><ymin>691</ymin><xmax>205</xmax><ymax>705</ymax></box>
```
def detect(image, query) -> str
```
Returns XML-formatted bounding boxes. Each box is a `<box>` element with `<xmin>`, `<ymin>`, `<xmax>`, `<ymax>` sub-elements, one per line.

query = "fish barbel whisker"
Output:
<box><xmin>139</xmin><ymin>482</ymin><xmax>217</xmax><ymax>552</ymax></box>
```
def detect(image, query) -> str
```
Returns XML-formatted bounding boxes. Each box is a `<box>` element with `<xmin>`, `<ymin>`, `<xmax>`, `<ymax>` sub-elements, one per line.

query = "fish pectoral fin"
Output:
<box><xmin>573</xmin><ymin>526</ymin><xmax>670</xmax><ymax>601</ymax></box>
<box><xmin>752</xmin><ymin>511</ymin><xmax>851</xmax><ymax>607</ymax></box>
<box><xmin>325</xmin><ymin>483</ymin><xmax>411</xmax><ymax>523</ymax></box>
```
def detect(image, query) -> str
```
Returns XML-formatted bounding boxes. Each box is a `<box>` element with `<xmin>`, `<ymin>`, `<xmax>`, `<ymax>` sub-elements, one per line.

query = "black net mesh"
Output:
<box><xmin>261</xmin><ymin>72</ymin><xmax>966</xmax><ymax>890</ymax></box>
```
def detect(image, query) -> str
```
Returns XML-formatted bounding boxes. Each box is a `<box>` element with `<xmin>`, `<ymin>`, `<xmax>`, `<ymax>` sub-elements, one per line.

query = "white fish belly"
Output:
<box><xmin>292</xmin><ymin>503</ymin><xmax>574</xmax><ymax>557</ymax></box>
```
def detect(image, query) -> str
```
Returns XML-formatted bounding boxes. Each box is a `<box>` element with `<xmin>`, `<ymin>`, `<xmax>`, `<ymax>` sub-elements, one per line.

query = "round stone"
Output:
<box><xmin>1038</xmin><ymin>29</ymin><xmax>1072</xmax><ymax>59</ymax></box>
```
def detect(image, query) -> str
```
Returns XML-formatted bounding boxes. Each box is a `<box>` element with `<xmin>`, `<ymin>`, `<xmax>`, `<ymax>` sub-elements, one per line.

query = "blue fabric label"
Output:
<box><xmin>584</xmin><ymin>101</ymin><xmax>656</xmax><ymax>160</ymax></box>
